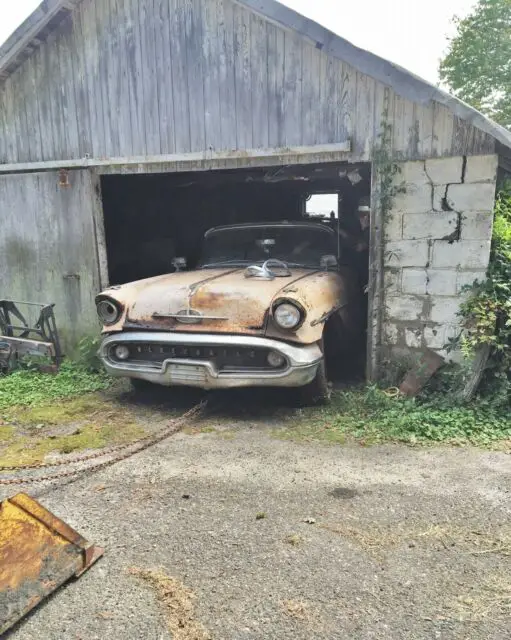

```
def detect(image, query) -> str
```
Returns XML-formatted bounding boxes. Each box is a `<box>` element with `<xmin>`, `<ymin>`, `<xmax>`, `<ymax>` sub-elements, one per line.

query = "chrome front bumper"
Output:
<box><xmin>99</xmin><ymin>332</ymin><xmax>322</xmax><ymax>390</ymax></box>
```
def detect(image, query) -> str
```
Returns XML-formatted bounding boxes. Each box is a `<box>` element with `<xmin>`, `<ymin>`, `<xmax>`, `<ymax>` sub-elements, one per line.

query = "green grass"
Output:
<box><xmin>0</xmin><ymin>363</ymin><xmax>148</xmax><ymax>466</ymax></box>
<box><xmin>0</xmin><ymin>390</ymin><xmax>147</xmax><ymax>466</ymax></box>
<box><xmin>0</xmin><ymin>361</ymin><xmax>112</xmax><ymax>410</ymax></box>
<box><xmin>0</xmin><ymin>426</ymin><xmax>14</xmax><ymax>443</ymax></box>
<box><xmin>1</xmin><ymin>361</ymin><xmax>509</xmax><ymax>453</ymax></box>
<box><xmin>277</xmin><ymin>386</ymin><xmax>511</xmax><ymax>447</ymax></box>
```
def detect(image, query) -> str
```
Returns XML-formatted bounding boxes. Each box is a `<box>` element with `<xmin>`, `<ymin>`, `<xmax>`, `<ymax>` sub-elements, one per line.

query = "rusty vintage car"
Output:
<box><xmin>96</xmin><ymin>222</ymin><xmax>363</xmax><ymax>403</ymax></box>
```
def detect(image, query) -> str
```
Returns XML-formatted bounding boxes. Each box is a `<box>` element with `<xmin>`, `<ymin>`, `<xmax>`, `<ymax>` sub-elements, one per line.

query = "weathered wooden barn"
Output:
<box><xmin>1</xmin><ymin>0</ymin><xmax>511</xmax><ymax>377</ymax></box>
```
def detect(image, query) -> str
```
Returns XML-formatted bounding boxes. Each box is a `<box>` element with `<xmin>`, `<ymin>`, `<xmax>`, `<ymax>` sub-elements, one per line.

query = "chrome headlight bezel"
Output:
<box><xmin>96</xmin><ymin>297</ymin><xmax>122</xmax><ymax>326</ymax></box>
<box><xmin>272</xmin><ymin>300</ymin><xmax>304</xmax><ymax>330</ymax></box>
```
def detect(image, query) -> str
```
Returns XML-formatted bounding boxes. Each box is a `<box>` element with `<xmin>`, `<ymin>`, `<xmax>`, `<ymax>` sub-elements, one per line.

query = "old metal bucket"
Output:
<box><xmin>0</xmin><ymin>493</ymin><xmax>103</xmax><ymax>634</ymax></box>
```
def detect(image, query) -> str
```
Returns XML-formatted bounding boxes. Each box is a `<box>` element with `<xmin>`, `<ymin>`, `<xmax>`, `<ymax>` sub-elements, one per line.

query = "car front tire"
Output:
<box><xmin>299</xmin><ymin>356</ymin><xmax>331</xmax><ymax>406</ymax></box>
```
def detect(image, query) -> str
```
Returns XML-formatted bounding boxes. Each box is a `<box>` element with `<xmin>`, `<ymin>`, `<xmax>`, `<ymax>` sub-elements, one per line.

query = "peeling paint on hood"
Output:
<box><xmin>100</xmin><ymin>265</ymin><xmax>355</xmax><ymax>344</ymax></box>
<box><xmin>126</xmin><ymin>268</ymin><xmax>321</xmax><ymax>334</ymax></box>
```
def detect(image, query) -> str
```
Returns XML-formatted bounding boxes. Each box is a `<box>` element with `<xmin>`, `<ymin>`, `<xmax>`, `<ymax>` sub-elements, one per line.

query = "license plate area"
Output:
<box><xmin>167</xmin><ymin>363</ymin><xmax>208</xmax><ymax>385</ymax></box>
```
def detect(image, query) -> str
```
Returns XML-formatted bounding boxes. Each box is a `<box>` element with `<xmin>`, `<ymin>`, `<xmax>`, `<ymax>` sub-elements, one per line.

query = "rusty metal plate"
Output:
<box><xmin>0</xmin><ymin>493</ymin><xmax>103</xmax><ymax>634</ymax></box>
<box><xmin>399</xmin><ymin>348</ymin><xmax>445</xmax><ymax>397</ymax></box>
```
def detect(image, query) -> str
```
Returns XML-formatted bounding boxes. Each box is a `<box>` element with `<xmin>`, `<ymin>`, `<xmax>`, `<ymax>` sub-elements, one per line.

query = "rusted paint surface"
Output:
<box><xmin>0</xmin><ymin>493</ymin><xmax>103</xmax><ymax>635</ymax></box>
<box><xmin>399</xmin><ymin>349</ymin><xmax>444</xmax><ymax>397</ymax></box>
<box><xmin>99</xmin><ymin>266</ymin><xmax>352</xmax><ymax>345</ymax></box>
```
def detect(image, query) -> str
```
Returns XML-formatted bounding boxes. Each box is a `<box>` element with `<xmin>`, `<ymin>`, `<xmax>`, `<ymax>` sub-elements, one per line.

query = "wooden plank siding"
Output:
<box><xmin>0</xmin><ymin>0</ymin><xmax>495</xmax><ymax>166</ymax></box>
<box><xmin>0</xmin><ymin>170</ymin><xmax>101</xmax><ymax>349</ymax></box>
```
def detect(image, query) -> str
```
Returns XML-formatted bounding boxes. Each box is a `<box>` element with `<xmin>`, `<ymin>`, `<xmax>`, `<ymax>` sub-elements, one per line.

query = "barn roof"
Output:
<box><xmin>1</xmin><ymin>0</ymin><xmax>511</xmax><ymax>152</ymax></box>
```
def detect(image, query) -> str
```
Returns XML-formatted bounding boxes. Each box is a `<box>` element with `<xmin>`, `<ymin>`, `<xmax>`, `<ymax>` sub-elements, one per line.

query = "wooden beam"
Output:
<box><xmin>0</xmin><ymin>141</ymin><xmax>352</xmax><ymax>174</ymax></box>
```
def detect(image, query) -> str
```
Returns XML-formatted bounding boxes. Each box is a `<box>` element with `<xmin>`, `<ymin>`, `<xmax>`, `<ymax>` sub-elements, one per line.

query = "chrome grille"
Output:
<box><xmin>109</xmin><ymin>342</ymin><xmax>286</xmax><ymax>371</ymax></box>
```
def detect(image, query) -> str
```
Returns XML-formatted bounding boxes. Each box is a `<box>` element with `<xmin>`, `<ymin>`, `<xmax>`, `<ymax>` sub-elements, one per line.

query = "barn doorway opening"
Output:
<box><xmin>100</xmin><ymin>161</ymin><xmax>371</xmax><ymax>381</ymax></box>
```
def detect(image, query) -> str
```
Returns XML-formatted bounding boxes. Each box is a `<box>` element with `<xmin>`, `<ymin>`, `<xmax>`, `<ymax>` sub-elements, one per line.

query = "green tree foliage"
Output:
<box><xmin>459</xmin><ymin>186</ymin><xmax>511</xmax><ymax>403</ymax></box>
<box><xmin>439</xmin><ymin>0</ymin><xmax>511</xmax><ymax>129</ymax></box>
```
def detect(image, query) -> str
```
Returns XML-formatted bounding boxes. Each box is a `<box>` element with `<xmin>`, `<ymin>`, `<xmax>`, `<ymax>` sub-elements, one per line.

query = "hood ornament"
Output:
<box><xmin>244</xmin><ymin>259</ymin><xmax>291</xmax><ymax>280</ymax></box>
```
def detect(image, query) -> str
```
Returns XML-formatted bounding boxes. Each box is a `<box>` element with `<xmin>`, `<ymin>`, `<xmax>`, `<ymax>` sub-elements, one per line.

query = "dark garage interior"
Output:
<box><xmin>100</xmin><ymin>161</ymin><xmax>371</xmax><ymax>380</ymax></box>
<box><xmin>101</xmin><ymin>162</ymin><xmax>371</xmax><ymax>282</ymax></box>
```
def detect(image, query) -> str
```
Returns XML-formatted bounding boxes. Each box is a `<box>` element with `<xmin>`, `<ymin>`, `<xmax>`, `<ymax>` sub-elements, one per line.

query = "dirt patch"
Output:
<box><xmin>0</xmin><ymin>395</ymin><xmax>148</xmax><ymax>466</ymax></box>
<box><xmin>129</xmin><ymin>568</ymin><xmax>211</xmax><ymax>640</ymax></box>
<box><xmin>3</xmin><ymin>403</ymin><xmax>510</xmax><ymax>640</ymax></box>
<box><xmin>447</xmin><ymin>573</ymin><xmax>511</xmax><ymax>622</ymax></box>
<box><xmin>281</xmin><ymin>599</ymin><xmax>320</xmax><ymax>624</ymax></box>
<box><xmin>0</xmin><ymin>387</ymin><xmax>195</xmax><ymax>466</ymax></box>
<box><xmin>320</xmin><ymin>520</ymin><xmax>511</xmax><ymax>558</ymax></box>
<box><xmin>284</xmin><ymin>533</ymin><xmax>303</xmax><ymax>546</ymax></box>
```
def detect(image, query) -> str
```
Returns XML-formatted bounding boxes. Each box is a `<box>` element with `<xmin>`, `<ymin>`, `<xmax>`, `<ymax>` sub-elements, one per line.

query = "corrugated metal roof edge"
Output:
<box><xmin>1</xmin><ymin>0</ymin><xmax>510</xmax><ymax>151</ymax></box>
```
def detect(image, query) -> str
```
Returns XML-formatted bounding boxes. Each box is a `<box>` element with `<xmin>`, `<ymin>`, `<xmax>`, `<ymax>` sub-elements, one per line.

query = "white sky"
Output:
<box><xmin>0</xmin><ymin>0</ymin><xmax>476</xmax><ymax>84</ymax></box>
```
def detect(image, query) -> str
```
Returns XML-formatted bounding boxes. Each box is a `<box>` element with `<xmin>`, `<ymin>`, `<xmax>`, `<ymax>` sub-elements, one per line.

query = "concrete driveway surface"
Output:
<box><xmin>2</xmin><ymin>397</ymin><xmax>510</xmax><ymax>640</ymax></box>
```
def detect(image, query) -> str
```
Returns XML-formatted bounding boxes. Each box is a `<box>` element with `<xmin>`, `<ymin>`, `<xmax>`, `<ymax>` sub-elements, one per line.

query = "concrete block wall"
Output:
<box><xmin>383</xmin><ymin>154</ymin><xmax>498</xmax><ymax>360</ymax></box>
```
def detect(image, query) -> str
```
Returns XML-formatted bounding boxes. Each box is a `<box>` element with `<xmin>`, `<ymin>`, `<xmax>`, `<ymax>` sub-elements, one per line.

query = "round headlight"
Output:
<box><xmin>97</xmin><ymin>299</ymin><xmax>121</xmax><ymax>325</ymax></box>
<box><xmin>114</xmin><ymin>345</ymin><xmax>130</xmax><ymax>360</ymax></box>
<box><xmin>273</xmin><ymin>303</ymin><xmax>302</xmax><ymax>330</ymax></box>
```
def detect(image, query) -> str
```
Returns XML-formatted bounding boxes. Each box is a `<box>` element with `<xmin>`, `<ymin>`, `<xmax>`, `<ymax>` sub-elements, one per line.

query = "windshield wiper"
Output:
<box><xmin>283</xmin><ymin>262</ymin><xmax>320</xmax><ymax>268</ymax></box>
<box><xmin>200</xmin><ymin>260</ymin><xmax>247</xmax><ymax>268</ymax></box>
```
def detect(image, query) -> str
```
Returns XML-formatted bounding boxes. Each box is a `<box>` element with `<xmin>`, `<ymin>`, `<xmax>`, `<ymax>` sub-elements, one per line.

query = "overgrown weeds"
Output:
<box><xmin>0</xmin><ymin>361</ymin><xmax>111</xmax><ymax>410</ymax></box>
<box><xmin>277</xmin><ymin>386</ymin><xmax>511</xmax><ymax>447</ymax></box>
<box><xmin>455</xmin><ymin>184</ymin><xmax>511</xmax><ymax>406</ymax></box>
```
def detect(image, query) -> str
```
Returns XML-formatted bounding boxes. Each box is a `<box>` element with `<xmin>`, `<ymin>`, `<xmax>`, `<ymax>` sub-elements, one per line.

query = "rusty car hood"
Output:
<box><xmin>124</xmin><ymin>268</ymin><xmax>314</xmax><ymax>333</ymax></box>
<box><xmin>102</xmin><ymin>266</ymin><xmax>351</xmax><ymax>343</ymax></box>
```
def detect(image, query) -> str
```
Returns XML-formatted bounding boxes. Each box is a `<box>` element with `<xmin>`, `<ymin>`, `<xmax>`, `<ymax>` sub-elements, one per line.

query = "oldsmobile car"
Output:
<box><xmin>96</xmin><ymin>222</ymin><xmax>363</xmax><ymax>403</ymax></box>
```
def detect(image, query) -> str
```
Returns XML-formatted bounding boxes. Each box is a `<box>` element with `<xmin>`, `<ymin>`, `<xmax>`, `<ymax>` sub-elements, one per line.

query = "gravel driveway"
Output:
<box><xmin>2</xmin><ymin>395</ymin><xmax>511</xmax><ymax>640</ymax></box>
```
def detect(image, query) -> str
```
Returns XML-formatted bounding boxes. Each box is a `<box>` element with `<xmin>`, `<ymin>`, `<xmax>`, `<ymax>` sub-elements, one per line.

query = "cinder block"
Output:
<box><xmin>403</xmin><ymin>212</ymin><xmax>458</xmax><ymax>240</ymax></box>
<box><xmin>402</xmin><ymin>269</ymin><xmax>427</xmax><ymax>295</ymax></box>
<box><xmin>424</xmin><ymin>325</ymin><xmax>446</xmax><ymax>350</ymax></box>
<box><xmin>384</xmin><ymin>212</ymin><xmax>403</xmax><ymax>241</ymax></box>
<box><xmin>384</xmin><ymin>323</ymin><xmax>400</xmax><ymax>345</ymax></box>
<box><xmin>464</xmin><ymin>155</ymin><xmax>498</xmax><ymax>183</ymax></box>
<box><xmin>392</xmin><ymin>184</ymin><xmax>433</xmax><ymax>213</ymax></box>
<box><xmin>430</xmin><ymin>297</ymin><xmax>463</xmax><ymax>324</ymax></box>
<box><xmin>424</xmin><ymin>324</ymin><xmax>462</xmax><ymax>351</ymax></box>
<box><xmin>425</xmin><ymin>157</ymin><xmax>463</xmax><ymax>185</ymax></box>
<box><xmin>385</xmin><ymin>240</ymin><xmax>430</xmax><ymax>267</ymax></box>
<box><xmin>431</xmin><ymin>240</ymin><xmax>491</xmax><ymax>269</ymax></box>
<box><xmin>446</xmin><ymin>183</ymin><xmax>496</xmax><ymax>212</ymax></box>
<box><xmin>398</xmin><ymin>161</ymin><xmax>430</xmax><ymax>186</ymax></box>
<box><xmin>456</xmin><ymin>270</ymin><xmax>486</xmax><ymax>293</ymax></box>
<box><xmin>433</xmin><ymin>186</ymin><xmax>447</xmax><ymax>212</ymax></box>
<box><xmin>438</xmin><ymin>349</ymin><xmax>463</xmax><ymax>363</ymax></box>
<box><xmin>427</xmin><ymin>269</ymin><xmax>458</xmax><ymax>296</ymax></box>
<box><xmin>405</xmin><ymin>327</ymin><xmax>422</xmax><ymax>348</ymax></box>
<box><xmin>386</xmin><ymin>296</ymin><xmax>425</xmax><ymax>321</ymax></box>
<box><xmin>384</xmin><ymin>268</ymin><xmax>401</xmax><ymax>295</ymax></box>
<box><xmin>460</xmin><ymin>211</ymin><xmax>493</xmax><ymax>240</ymax></box>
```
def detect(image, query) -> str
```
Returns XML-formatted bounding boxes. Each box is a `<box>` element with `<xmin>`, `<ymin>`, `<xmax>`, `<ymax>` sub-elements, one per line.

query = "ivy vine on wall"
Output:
<box><xmin>457</xmin><ymin>185</ymin><xmax>511</xmax><ymax>402</ymax></box>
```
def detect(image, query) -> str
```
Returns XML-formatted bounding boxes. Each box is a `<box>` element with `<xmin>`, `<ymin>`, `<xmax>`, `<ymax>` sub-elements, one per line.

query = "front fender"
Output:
<box><xmin>266</xmin><ymin>271</ymin><xmax>352</xmax><ymax>344</ymax></box>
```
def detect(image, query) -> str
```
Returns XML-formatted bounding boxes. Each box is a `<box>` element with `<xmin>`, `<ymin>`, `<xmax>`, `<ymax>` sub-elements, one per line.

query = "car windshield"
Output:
<box><xmin>199</xmin><ymin>225</ymin><xmax>337</xmax><ymax>269</ymax></box>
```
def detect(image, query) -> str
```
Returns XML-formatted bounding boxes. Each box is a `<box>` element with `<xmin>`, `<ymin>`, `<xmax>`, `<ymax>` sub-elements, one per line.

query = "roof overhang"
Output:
<box><xmin>0</xmin><ymin>0</ymin><xmax>81</xmax><ymax>81</ymax></box>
